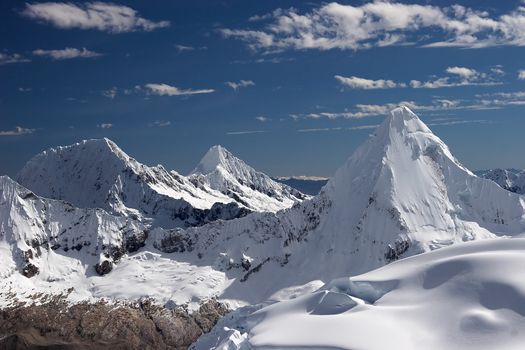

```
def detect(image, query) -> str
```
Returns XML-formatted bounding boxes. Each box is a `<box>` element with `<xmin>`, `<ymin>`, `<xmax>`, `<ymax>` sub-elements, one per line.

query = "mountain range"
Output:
<box><xmin>1</xmin><ymin>106</ymin><xmax>524</xmax><ymax>349</ymax></box>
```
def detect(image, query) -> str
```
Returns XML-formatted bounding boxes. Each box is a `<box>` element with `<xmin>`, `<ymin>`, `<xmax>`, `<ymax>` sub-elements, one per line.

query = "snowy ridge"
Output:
<box><xmin>477</xmin><ymin>168</ymin><xmax>525</xmax><ymax>194</ymax></box>
<box><xmin>190</xmin><ymin>145</ymin><xmax>307</xmax><ymax>212</ymax></box>
<box><xmin>16</xmin><ymin>138</ymin><xmax>249</xmax><ymax>228</ymax></box>
<box><xmin>194</xmin><ymin>238</ymin><xmax>525</xmax><ymax>350</ymax></box>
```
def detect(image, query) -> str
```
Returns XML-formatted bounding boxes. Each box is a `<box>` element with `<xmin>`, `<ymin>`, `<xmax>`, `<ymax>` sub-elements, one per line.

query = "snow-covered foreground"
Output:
<box><xmin>194</xmin><ymin>238</ymin><xmax>525</xmax><ymax>350</ymax></box>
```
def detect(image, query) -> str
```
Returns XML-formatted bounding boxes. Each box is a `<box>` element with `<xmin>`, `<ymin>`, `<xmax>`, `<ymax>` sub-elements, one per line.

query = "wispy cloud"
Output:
<box><xmin>518</xmin><ymin>70</ymin><xmax>525</xmax><ymax>80</ymax></box>
<box><xmin>144</xmin><ymin>83</ymin><xmax>214</xmax><ymax>96</ymax></box>
<box><xmin>297</xmin><ymin>125</ymin><xmax>380</xmax><ymax>133</ymax></box>
<box><xmin>175</xmin><ymin>44</ymin><xmax>206</xmax><ymax>53</ymax></box>
<box><xmin>33</xmin><ymin>47</ymin><xmax>102</xmax><ymax>60</ymax></box>
<box><xmin>226</xmin><ymin>130</ymin><xmax>266</xmax><ymax>135</ymax></box>
<box><xmin>97</xmin><ymin>123</ymin><xmax>113</xmax><ymax>129</ymax></box>
<box><xmin>225</xmin><ymin>80</ymin><xmax>255</xmax><ymax>91</ymax></box>
<box><xmin>410</xmin><ymin>66</ymin><xmax>501</xmax><ymax>89</ymax></box>
<box><xmin>22</xmin><ymin>2</ymin><xmax>170</xmax><ymax>33</ymax></box>
<box><xmin>336</xmin><ymin>66</ymin><xmax>503</xmax><ymax>91</ymax></box>
<box><xmin>102</xmin><ymin>87</ymin><xmax>117</xmax><ymax>99</ymax></box>
<box><xmin>0</xmin><ymin>126</ymin><xmax>35</xmax><ymax>136</ymax></box>
<box><xmin>298</xmin><ymin>127</ymin><xmax>342</xmax><ymax>133</ymax></box>
<box><xmin>427</xmin><ymin>119</ymin><xmax>491</xmax><ymax>126</ymax></box>
<box><xmin>175</xmin><ymin>45</ymin><xmax>194</xmax><ymax>53</ymax></box>
<box><xmin>293</xmin><ymin>97</ymin><xmax>509</xmax><ymax>121</ymax></box>
<box><xmin>149</xmin><ymin>120</ymin><xmax>171</xmax><ymax>127</ymax></box>
<box><xmin>335</xmin><ymin>75</ymin><xmax>403</xmax><ymax>89</ymax></box>
<box><xmin>255</xmin><ymin>116</ymin><xmax>270</xmax><ymax>122</ymax></box>
<box><xmin>0</xmin><ymin>52</ymin><xmax>30</xmax><ymax>65</ymax></box>
<box><xmin>221</xmin><ymin>3</ymin><xmax>525</xmax><ymax>51</ymax></box>
<box><xmin>349</xmin><ymin>124</ymin><xmax>380</xmax><ymax>130</ymax></box>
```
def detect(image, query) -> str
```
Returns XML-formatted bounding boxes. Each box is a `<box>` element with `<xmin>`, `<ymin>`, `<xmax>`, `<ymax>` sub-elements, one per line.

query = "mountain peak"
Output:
<box><xmin>191</xmin><ymin>145</ymin><xmax>237</xmax><ymax>175</ymax></box>
<box><xmin>190</xmin><ymin>145</ymin><xmax>308</xmax><ymax>212</ymax></box>
<box><xmin>383</xmin><ymin>105</ymin><xmax>431</xmax><ymax>135</ymax></box>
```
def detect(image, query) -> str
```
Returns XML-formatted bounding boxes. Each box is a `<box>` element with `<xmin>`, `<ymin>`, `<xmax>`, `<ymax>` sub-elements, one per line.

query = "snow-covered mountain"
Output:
<box><xmin>151</xmin><ymin>106</ymin><xmax>525</xmax><ymax>306</ymax></box>
<box><xmin>476</xmin><ymin>168</ymin><xmax>525</xmax><ymax>194</ymax></box>
<box><xmin>2</xmin><ymin>106</ymin><xmax>525</xmax><ymax>323</ymax></box>
<box><xmin>0</xmin><ymin>175</ymin><xmax>146</xmax><ymax>281</ymax></box>
<box><xmin>16</xmin><ymin>138</ymin><xmax>249</xmax><ymax>228</ymax></box>
<box><xmin>194</xmin><ymin>238</ymin><xmax>525</xmax><ymax>350</ymax></box>
<box><xmin>189</xmin><ymin>145</ymin><xmax>308</xmax><ymax>212</ymax></box>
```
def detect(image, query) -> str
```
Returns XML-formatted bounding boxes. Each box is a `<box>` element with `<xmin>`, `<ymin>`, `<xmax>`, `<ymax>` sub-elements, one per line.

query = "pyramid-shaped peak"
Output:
<box><xmin>383</xmin><ymin>106</ymin><xmax>431</xmax><ymax>135</ymax></box>
<box><xmin>192</xmin><ymin>145</ymin><xmax>240</xmax><ymax>175</ymax></box>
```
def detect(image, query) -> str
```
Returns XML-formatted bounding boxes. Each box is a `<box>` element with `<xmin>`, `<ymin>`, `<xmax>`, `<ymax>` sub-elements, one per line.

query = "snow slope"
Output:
<box><xmin>194</xmin><ymin>238</ymin><xmax>525</xmax><ymax>350</ymax></box>
<box><xmin>477</xmin><ymin>168</ymin><xmax>525</xmax><ymax>194</ymax></box>
<box><xmin>190</xmin><ymin>145</ymin><xmax>307</xmax><ymax>212</ymax></box>
<box><xmin>16</xmin><ymin>138</ymin><xmax>249</xmax><ymax>228</ymax></box>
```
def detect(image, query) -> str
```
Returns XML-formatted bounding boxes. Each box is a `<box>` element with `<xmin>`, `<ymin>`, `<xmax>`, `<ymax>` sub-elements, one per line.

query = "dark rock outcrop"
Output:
<box><xmin>0</xmin><ymin>298</ymin><xmax>228</xmax><ymax>350</ymax></box>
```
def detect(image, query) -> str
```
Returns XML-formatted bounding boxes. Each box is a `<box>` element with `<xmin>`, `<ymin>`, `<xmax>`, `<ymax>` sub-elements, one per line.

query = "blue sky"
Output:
<box><xmin>2</xmin><ymin>1</ymin><xmax>525</xmax><ymax>177</ymax></box>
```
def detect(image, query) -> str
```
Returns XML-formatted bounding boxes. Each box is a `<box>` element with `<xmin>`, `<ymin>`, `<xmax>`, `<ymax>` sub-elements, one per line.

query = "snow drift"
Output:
<box><xmin>193</xmin><ymin>238</ymin><xmax>525</xmax><ymax>350</ymax></box>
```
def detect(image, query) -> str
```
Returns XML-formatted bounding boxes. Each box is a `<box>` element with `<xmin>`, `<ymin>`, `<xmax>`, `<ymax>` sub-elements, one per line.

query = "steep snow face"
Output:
<box><xmin>0</xmin><ymin>175</ymin><xmax>146</xmax><ymax>282</ymax></box>
<box><xmin>190</xmin><ymin>145</ymin><xmax>307</xmax><ymax>212</ymax></box>
<box><xmin>16</xmin><ymin>138</ymin><xmax>248</xmax><ymax>228</ymax></box>
<box><xmin>317</xmin><ymin>106</ymin><xmax>525</xmax><ymax>269</ymax></box>
<box><xmin>194</xmin><ymin>238</ymin><xmax>525</xmax><ymax>350</ymax></box>
<box><xmin>477</xmin><ymin>168</ymin><xmax>525</xmax><ymax>194</ymax></box>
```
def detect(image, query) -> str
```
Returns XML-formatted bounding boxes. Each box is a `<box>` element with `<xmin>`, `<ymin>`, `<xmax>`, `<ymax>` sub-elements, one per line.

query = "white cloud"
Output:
<box><xmin>149</xmin><ymin>120</ymin><xmax>171</xmax><ymax>127</ymax></box>
<box><xmin>0</xmin><ymin>126</ymin><xmax>35</xmax><ymax>136</ymax></box>
<box><xmin>427</xmin><ymin>119</ymin><xmax>490</xmax><ymax>126</ymax></box>
<box><xmin>446</xmin><ymin>66</ymin><xmax>478</xmax><ymax>79</ymax></box>
<box><xmin>22</xmin><ymin>2</ymin><xmax>170</xmax><ymax>33</ymax></box>
<box><xmin>18</xmin><ymin>87</ymin><xmax>32</xmax><ymax>92</ymax></box>
<box><xmin>518</xmin><ymin>70</ymin><xmax>525</xmax><ymax>80</ymax></box>
<box><xmin>102</xmin><ymin>87</ymin><xmax>117</xmax><ymax>99</ymax></box>
<box><xmin>335</xmin><ymin>75</ymin><xmax>402</xmax><ymax>89</ymax></box>
<box><xmin>33</xmin><ymin>47</ymin><xmax>102</xmax><ymax>60</ymax></box>
<box><xmin>0</xmin><ymin>52</ymin><xmax>30</xmax><ymax>65</ymax></box>
<box><xmin>491</xmin><ymin>67</ymin><xmax>505</xmax><ymax>76</ymax></box>
<box><xmin>97</xmin><ymin>123</ymin><xmax>113</xmax><ymax>129</ymax></box>
<box><xmin>336</xmin><ymin>66</ymin><xmax>501</xmax><ymax>91</ymax></box>
<box><xmin>255</xmin><ymin>116</ymin><xmax>270</xmax><ymax>122</ymax></box>
<box><xmin>225</xmin><ymin>80</ymin><xmax>255</xmax><ymax>91</ymax></box>
<box><xmin>348</xmin><ymin>124</ymin><xmax>380</xmax><ymax>130</ymax></box>
<box><xmin>144</xmin><ymin>83</ymin><xmax>214</xmax><ymax>96</ymax></box>
<box><xmin>409</xmin><ymin>66</ymin><xmax>501</xmax><ymax>89</ymax></box>
<box><xmin>226</xmin><ymin>130</ymin><xmax>266</xmax><ymax>135</ymax></box>
<box><xmin>175</xmin><ymin>45</ymin><xmax>194</xmax><ymax>53</ymax></box>
<box><xmin>221</xmin><ymin>2</ymin><xmax>525</xmax><ymax>51</ymax></box>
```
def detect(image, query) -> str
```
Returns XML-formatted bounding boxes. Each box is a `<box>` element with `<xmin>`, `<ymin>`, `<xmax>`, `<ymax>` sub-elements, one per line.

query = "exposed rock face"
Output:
<box><xmin>0</xmin><ymin>298</ymin><xmax>228</xmax><ymax>350</ymax></box>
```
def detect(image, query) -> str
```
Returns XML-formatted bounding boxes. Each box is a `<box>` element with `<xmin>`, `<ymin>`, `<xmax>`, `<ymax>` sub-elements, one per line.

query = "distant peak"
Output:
<box><xmin>192</xmin><ymin>145</ymin><xmax>237</xmax><ymax>175</ymax></box>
